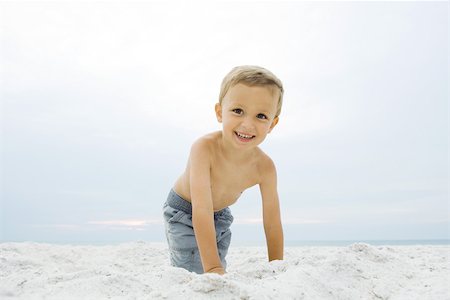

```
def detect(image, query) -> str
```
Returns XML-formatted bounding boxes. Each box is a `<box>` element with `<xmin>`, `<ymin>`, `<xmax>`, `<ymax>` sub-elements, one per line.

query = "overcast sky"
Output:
<box><xmin>1</xmin><ymin>1</ymin><xmax>448</xmax><ymax>245</ymax></box>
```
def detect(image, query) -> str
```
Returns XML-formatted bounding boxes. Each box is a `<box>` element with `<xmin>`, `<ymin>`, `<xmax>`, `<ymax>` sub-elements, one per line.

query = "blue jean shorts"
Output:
<box><xmin>163</xmin><ymin>189</ymin><xmax>234</xmax><ymax>274</ymax></box>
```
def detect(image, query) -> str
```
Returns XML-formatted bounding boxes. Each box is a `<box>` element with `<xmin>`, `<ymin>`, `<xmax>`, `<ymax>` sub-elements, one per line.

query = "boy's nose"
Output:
<box><xmin>240</xmin><ymin>118</ymin><xmax>255</xmax><ymax>130</ymax></box>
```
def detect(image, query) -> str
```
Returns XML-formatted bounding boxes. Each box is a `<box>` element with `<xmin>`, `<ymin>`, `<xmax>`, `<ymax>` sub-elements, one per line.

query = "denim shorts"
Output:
<box><xmin>163</xmin><ymin>188</ymin><xmax>234</xmax><ymax>274</ymax></box>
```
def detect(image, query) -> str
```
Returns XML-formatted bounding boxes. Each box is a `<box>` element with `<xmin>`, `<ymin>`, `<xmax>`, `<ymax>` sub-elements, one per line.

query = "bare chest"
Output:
<box><xmin>210</xmin><ymin>161</ymin><xmax>259</xmax><ymax>209</ymax></box>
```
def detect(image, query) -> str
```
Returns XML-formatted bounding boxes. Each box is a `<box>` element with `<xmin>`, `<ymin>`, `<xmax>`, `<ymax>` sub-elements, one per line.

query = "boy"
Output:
<box><xmin>163</xmin><ymin>65</ymin><xmax>284</xmax><ymax>275</ymax></box>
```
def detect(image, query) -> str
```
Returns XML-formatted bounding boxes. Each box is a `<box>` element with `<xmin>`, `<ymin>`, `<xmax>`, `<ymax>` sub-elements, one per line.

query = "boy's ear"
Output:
<box><xmin>268</xmin><ymin>116</ymin><xmax>279</xmax><ymax>133</ymax></box>
<box><xmin>215</xmin><ymin>103</ymin><xmax>223</xmax><ymax>123</ymax></box>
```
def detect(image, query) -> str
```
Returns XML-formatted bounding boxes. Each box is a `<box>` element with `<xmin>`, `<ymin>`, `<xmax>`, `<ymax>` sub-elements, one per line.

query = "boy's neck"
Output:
<box><xmin>218</xmin><ymin>131</ymin><xmax>256</xmax><ymax>163</ymax></box>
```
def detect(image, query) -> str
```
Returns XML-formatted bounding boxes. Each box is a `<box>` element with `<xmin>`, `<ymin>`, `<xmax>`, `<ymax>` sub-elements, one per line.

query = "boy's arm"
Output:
<box><xmin>259</xmin><ymin>157</ymin><xmax>284</xmax><ymax>261</ymax></box>
<box><xmin>189</xmin><ymin>140</ymin><xmax>224</xmax><ymax>274</ymax></box>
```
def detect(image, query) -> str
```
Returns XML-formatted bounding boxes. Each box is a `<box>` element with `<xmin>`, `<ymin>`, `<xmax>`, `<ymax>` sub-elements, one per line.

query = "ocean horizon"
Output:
<box><xmin>2</xmin><ymin>239</ymin><xmax>449</xmax><ymax>247</ymax></box>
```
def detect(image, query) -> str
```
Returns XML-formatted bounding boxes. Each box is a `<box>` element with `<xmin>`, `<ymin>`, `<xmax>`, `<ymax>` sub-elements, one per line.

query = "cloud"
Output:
<box><xmin>87</xmin><ymin>219</ymin><xmax>163</xmax><ymax>228</ymax></box>
<box><xmin>31</xmin><ymin>224</ymin><xmax>81</xmax><ymax>230</ymax></box>
<box><xmin>3</xmin><ymin>1</ymin><xmax>447</xmax><ymax>243</ymax></box>
<box><xmin>30</xmin><ymin>219</ymin><xmax>163</xmax><ymax>232</ymax></box>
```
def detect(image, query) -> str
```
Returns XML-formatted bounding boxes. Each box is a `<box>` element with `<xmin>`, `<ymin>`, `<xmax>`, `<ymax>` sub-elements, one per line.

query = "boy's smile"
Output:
<box><xmin>234</xmin><ymin>131</ymin><xmax>255</xmax><ymax>142</ymax></box>
<box><xmin>215</xmin><ymin>83</ymin><xmax>279</xmax><ymax>151</ymax></box>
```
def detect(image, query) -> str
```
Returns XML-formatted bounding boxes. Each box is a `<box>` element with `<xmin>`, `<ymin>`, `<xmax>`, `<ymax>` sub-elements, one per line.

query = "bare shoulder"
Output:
<box><xmin>190</xmin><ymin>131</ymin><xmax>220</xmax><ymax>153</ymax></box>
<box><xmin>256</xmin><ymin>148</ymin><xmax>277</xmax><ymax>184</ymax></box>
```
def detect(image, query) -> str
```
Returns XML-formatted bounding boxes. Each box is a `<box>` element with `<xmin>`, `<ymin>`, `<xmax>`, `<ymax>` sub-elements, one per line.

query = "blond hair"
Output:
<box><xmin>218</xmin><ymin>65</ymin><xmax>284</xmax><ymax>117</ymax></box>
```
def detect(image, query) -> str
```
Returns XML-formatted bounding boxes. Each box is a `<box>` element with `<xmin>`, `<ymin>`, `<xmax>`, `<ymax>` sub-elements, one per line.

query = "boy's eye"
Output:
<box><xmin>232</xmin><ymin>108</ymin><xmax>243</xmax><ymax>114</ymax></box>
<box><xmin>257</xmin><ymin>113</ymin><xmax>268</xmax><ymax>120</ymax></box>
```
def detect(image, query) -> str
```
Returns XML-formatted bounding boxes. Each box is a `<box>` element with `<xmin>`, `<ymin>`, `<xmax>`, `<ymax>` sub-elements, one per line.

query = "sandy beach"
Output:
<box><xmin>1</xmin><ymin>241</ymin><xmax>448</xmax><ymax>299</ymax></box>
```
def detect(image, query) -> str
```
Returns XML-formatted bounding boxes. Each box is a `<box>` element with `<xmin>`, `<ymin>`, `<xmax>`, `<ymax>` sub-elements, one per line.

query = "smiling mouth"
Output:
<box><xmin>234</xmin><ymin>131</ymin><xmax>255</xmax><ymax>140</ymax></box>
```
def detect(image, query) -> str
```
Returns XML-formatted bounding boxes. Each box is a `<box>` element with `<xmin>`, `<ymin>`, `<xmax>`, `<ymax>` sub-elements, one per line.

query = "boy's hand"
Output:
<box><xmin>205</xmin><ymin>266</ymin><xmax>226</xmax><ymax>275</ymax></box>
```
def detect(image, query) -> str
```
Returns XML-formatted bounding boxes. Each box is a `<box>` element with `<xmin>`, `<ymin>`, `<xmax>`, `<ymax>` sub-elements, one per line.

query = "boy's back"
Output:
<box><xmin>163</xmin><ymin>66</ymin><xmax>284</xmax><ymax>275</ymax></box>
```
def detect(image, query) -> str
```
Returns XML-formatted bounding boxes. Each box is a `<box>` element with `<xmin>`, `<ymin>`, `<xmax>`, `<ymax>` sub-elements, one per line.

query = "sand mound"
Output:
<box><xmin>1</xmin><ymin>242</ymin><xmax>448</xmax><ymax>299</ymax></box>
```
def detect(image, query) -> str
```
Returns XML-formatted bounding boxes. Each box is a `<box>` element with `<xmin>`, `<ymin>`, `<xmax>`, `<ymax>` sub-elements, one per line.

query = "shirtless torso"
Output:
<box><xmin>173</xmin><ymin>131</ymin><xmax>267</xmax><ymax>211</ymax></box>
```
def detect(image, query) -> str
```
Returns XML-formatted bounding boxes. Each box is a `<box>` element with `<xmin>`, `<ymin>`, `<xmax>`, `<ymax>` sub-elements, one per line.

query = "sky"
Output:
<box><xmin>1</xmin><ymin>1</ymin><xmax>448</xmax><ymax>245</ymax></box>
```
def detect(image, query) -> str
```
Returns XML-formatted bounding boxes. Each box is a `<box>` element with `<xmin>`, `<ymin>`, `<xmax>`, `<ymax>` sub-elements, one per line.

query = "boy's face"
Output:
<box><xmin>215</xmin><ymin>83</ymin><xmax>279</xmax><ymax>149</ymax></box>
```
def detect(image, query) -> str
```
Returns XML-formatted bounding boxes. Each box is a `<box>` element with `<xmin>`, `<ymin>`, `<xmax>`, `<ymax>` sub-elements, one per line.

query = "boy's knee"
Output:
<box><xmin>170</xmin><ymin>248</ymin><xmax>203</xmax><ymax>274</ymax></box>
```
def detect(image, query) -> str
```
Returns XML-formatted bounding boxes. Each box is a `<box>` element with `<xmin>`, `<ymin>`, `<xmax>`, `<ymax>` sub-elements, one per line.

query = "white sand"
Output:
<box><xmin>1</xmin><ymin>242</ymin><xmax>449</xmax><ymax>299</ymax></box>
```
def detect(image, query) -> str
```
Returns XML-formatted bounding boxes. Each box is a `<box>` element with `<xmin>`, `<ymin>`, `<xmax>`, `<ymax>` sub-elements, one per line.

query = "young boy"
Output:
<box><xmin>163</xmin><ymin>65</ymin><xmax>284</xmax><ymax>275</ymax></box>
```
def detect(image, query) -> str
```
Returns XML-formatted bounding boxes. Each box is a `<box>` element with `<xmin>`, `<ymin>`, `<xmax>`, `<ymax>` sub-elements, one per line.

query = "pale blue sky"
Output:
<box><xmin>1</xmin><ymin>1</ymin><xmax>448</xmax><ymax>244</ymax></box>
